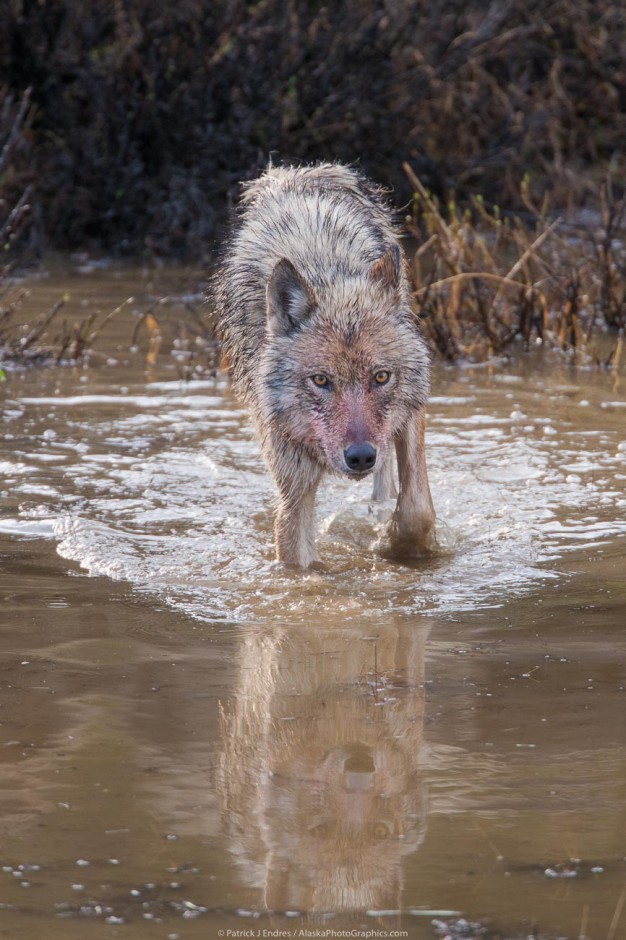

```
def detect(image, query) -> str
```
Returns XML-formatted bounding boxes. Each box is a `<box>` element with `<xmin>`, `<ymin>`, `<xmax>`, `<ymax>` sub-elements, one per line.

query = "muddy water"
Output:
<box><xmin>1</xmin><ymin>263</ymin><xmax>625</xmax><ymax>940</ymax></box>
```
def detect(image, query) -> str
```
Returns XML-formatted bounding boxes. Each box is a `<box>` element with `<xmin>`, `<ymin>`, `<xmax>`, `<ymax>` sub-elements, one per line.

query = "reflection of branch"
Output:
<box><xmin>129</xmin><ymin>295</ymin><xmax>219</xmax><ymax>379</ymax></box>
<box><xmin>608</xmin><ymin>884</ymin><xmax>626</xmax><ymax>940</ymax></box>
<box><xmin>130</xmin><ymin>296</ymin><xmax>171</xmax><ymax>347</ymax></box>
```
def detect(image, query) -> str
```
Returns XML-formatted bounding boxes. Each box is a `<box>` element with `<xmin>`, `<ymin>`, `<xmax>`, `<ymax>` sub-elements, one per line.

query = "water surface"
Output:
<box><xmin>1</xmin><ymin>264</ymin><xmax>625</xmax><ymax>939</ymax></box>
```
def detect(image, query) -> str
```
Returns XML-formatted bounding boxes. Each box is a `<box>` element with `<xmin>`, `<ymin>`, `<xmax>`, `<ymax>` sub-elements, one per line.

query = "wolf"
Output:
<box><xmin>214</xmin><ymin>163</ymin><xmax>435</xmax><ymax>567</ymax></box>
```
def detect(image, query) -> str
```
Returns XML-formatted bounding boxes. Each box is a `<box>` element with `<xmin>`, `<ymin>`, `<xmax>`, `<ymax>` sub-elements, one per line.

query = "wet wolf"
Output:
<box><xmin>214</xmin><ymin>164</ymin><xmax>435</xmax><ymax>567</ymax></box>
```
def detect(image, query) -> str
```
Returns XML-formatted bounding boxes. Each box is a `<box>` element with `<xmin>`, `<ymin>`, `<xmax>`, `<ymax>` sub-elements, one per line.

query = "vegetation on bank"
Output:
<box><xmin>2</xmin><ymin>0</ymin><xmax>626</xmax><ymax>256</ymax></box>
<box><xmin>406</xmin><ymin>164</ymin><xmax>625</xmax><ymax>363</ymax></box>
<box><xmin>1</xmin><ymin>164</ymin><xmax>625</xmax><ymax>370</ymax></box>
<box><xmin>1</xmin><ymin>1</ymin><xmax>625</xmax><ymax>366</ymax></box>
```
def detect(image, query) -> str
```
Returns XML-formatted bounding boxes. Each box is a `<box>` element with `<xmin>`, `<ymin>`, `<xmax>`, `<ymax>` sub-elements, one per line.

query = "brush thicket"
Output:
<box><xmin>405</xmin><ymin>164</ymin><xmax>625</xmax><ymax>367</ymax></box>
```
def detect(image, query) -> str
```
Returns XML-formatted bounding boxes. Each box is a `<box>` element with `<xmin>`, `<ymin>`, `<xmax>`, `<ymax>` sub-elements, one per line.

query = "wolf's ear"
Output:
<box><xmin>369</xmin><ymin>244</ymin><xmax>402</xmax><ymax>293</ymax></box>
<box><xmin>267</xmin><ymin>259</ymin><xmax>316</xmax><ymax>334</ymax></box>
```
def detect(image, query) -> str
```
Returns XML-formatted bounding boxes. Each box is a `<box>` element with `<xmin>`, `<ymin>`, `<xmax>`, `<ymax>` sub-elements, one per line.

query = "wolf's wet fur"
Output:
<box><xmin>214</xmin><ymin>163</ymin><xmax>435</xmax><ymax>567</ymax></box>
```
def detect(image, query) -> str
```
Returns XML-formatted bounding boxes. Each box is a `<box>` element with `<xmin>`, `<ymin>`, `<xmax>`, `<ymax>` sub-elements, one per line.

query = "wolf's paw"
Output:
<box><xmin>376</xmin><ymin>513</ymin><xmax>436</xmax><ymax>561</ymax></box>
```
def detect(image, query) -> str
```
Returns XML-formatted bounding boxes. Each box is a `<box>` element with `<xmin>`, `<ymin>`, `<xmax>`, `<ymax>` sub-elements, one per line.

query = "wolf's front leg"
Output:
<box><xmin>269</xmin><ymin>442</ymin><xmax>322</xmax><ymax>568</ymax></box>
<box><xmin>371</xmin><ymin>450</ymin><xmax>397</xmax><ymax>501</ymax></box>
<box><xmin>387</xmin><ymin>410</ymin><xmax>435</xmax><ymax>557</ymax></box>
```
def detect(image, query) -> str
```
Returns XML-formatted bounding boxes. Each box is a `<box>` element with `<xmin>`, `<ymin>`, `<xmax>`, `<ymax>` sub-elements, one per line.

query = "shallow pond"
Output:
<box><xmin>1</xmin><ymin>263</ymin><xmax>625</xmax><ymax>940</ymax></box>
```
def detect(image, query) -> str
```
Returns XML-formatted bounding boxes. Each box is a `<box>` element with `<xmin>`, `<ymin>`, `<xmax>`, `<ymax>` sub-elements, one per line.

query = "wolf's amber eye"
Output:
<box><xmin>373</xmin><ymin>370</ymin><xmax>391</xmax><ymax>385</ymax></box>
<box><xmin>311</xmin><ymin>373</ymin><xmax>330</xmax><ymax>388</ymax></box>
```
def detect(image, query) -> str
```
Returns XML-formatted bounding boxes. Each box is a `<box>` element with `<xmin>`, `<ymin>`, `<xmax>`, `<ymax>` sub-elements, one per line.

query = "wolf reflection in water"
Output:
<box><xmin>218</xmin><ymin>618</ymin><xmax>429</xmax><ymax>913</ymax></box>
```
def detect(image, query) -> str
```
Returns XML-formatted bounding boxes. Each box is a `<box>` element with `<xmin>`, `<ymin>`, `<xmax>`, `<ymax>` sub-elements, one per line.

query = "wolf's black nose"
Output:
<box><xmin>344</xmin><ymin>443</ymin><xmax>377</xmax><ymax>473</ymax></box>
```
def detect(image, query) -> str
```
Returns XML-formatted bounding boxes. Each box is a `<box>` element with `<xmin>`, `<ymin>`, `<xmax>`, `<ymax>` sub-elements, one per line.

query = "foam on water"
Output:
<box><xmin>5</xmin><ymin>369</ymin><xmax>626</xmax><ymax>624</ymax></box>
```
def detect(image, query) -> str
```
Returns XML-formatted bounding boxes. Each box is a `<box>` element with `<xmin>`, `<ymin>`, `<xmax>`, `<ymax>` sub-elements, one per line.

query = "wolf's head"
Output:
<box><xmin>258</xmin><ymin>248</ymin><xmax>430</xmax><ymax>477</ymax></box>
